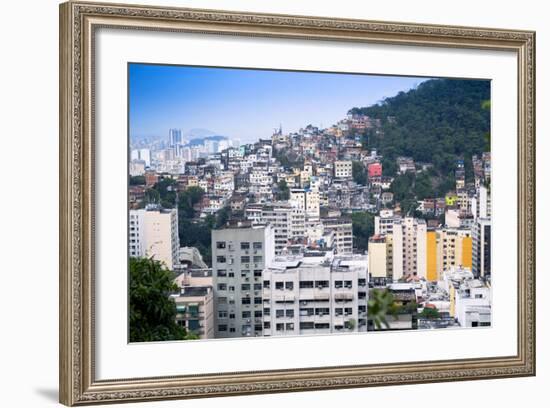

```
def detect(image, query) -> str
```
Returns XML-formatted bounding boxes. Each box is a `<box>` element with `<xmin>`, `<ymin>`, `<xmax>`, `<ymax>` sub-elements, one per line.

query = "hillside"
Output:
<box><xmin>350</xmin><ymin>78</ymin><xmax>490</xmax><ymax>180</ymax></box>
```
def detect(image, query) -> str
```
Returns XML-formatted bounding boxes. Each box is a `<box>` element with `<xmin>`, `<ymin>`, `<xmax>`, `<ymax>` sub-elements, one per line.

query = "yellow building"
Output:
<box><xmin>426</xmin><ymin>228</ymin><xmax>473</xmax><ymax>281</ymax></box>
<box><xmin>426</xmin><ymin>231</ymin><xmax>438</xmax><ymax>281</ymax></box>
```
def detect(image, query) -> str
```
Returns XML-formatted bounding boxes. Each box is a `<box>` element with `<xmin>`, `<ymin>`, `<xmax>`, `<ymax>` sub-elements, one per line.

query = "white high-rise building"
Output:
<box><xmin>129</xmin><ymin>205</ymin><xmax>180</xmax><ymax>270</ymax></box>
<box><xmin>131</xmin><ymin>148</ymin><xmax>151</xmax><ymax>167</ymax></box>
<box><xmin>212</xmin><ymin>223</ymin><xmax>275</xmax><ymax>338</ymax></box>
<box><xmin>290</xmin><ymin>187</ymin><xmax>320</xmax><ymax>219</ymax></box>
<box><xmin>262</xmin><ymin>252</ymin><xmax>369</xmax><ymax>336</ymax></box>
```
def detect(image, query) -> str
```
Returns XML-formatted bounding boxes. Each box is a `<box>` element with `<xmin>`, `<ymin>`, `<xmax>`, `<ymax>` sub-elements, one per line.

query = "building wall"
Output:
<box><xmin>129</xmin><ymin>207</ymin><xmax>179</xmax><ymax>270</ymax></box>
<box><xmin>263</xmin><ymin>255</ymin><xmax>368</xmax><ymax>336</ymax></box>
<box><xmin>368</xmin><ymin>240</ymin><xmax>387</xmax><ymax>278</ymax></box>
<box><xmin>212</xmin><ymin>225</ymin><xmax>275</xmax><ymax>338</ymax></box>
<box><xmin>426</xmin><ymin>231</ymin><xmax>438</xmax><ymax>281</ymax></box>
<box><xmin>462</xmin><ymin>236</ymin><xmax>473</xmax><ymax>269</ymax></box>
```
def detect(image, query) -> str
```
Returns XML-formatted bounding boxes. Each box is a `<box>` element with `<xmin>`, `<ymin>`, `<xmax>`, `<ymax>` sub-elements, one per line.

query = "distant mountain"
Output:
<box><xmin>187</xmin><ymin>135</ymin><xmax>229</xmax><ymax>147</ymax></box>
<box><xmin>183</xmin><ymin>128</ymin><xmax>217</xmax><ymax>139</ymax></box>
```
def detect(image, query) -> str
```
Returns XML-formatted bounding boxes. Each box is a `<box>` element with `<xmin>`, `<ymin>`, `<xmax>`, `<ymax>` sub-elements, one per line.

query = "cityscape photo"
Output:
<box><xmin>128</xmin><ymin>63</ymin><xmax>492</xmax><ymax>342</ymax></box>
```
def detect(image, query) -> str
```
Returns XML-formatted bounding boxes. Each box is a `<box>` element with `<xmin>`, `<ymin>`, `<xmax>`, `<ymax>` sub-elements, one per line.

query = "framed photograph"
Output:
<box><xmin>59</xmin><ymin>1</ymin><xmax>536</xmax><ymax>405</ymax></box>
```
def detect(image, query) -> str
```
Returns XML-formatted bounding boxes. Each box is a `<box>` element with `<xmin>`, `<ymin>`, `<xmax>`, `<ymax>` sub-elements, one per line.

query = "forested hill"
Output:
<box><xmin>349</xmin><ymin>78</ymin><xmax>490</xmax><ymax>180</ymax></box>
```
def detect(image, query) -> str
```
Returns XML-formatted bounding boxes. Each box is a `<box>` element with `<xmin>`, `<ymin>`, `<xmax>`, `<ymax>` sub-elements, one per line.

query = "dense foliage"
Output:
<box><xmin>350</xmin><ymin>79</ymin><xmax>490</xmax><ymax>181</ymax></box>
<box><xmin>129</xmin><ymin>175</ymin><xmax>146</xmax><ymax>186</ymax></box>
<box><xmin>276</xmin><ymin>179</ymin><xmax>290</xmax><ymax>200</ymax></box>
<box><xmin>352</xmin><ymin>161</ymin><xmax>367</xmax><ymax>185</ymax></box>
<box><xmin>129</xmin><ymin>257</ymin><xmax>197</xmax><ymax>342</ymax></box>
<box><xmin>351</xmin><ymin>212</ymin><xmax>374</xmax><ymax>252</ymax></box>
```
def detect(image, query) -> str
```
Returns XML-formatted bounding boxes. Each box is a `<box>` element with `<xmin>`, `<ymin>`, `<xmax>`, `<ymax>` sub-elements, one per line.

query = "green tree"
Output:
<box><xmin>153</xmin><ymin>178</ymin><xmax>178</xmax><ymax>208</ymax></box>
<box><xmin>276</xmin><ymin>179</ymin><xmax>290</xmax><ymax>200</ymax></box>
<box><xmin>352</xmin><ymin>161</ymin><xmax>368</xmax><ymax>185</ymax></box>
<box><xmin>414</xmin><ymin>173</ymin><xmax>433</xmax><ymax>200</ymax></box>
<box><xmin>178</xmin><ymin>186</ymin><xmax>205</xmax><ymax>219</ymax></box>
<box><xmin>351</xmin><ymin>212</ymin><xmax>374</xmax><ymax>252</ymax></box>
<box><xmin>129</xmin><ymin>175</ymin><xmax>146</xmax><ymax>186</ymax></box>
<box><xmin>215</xmin><ymin>206</ymin><xmax>232</xmax><ymax>228</ymax></box>
<box><xmin>419</xmin><ymin>307</ymin><xmax>440</xmax><ymax>320</ymax></box>
<box><xmin>129</xmin><ymin>257</ymin><xmax>197</xmax><ymax>342</ymax></box>
<box><xmin>350</xmin><ymin>79</ymin><xmax>490</xmax><ymax>181</ymax></box>
<box><xmin>367</xmin><ymin>289</ymin><xmax>395</xmax><ymax>329</ymax></box>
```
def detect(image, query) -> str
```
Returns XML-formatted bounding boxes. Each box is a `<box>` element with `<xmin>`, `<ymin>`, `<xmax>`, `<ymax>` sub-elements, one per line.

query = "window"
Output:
<box><xmin>253</xmin><ymin>255</ymin><xmax>263</xmax><ymax>263</ymax></box>
<box><xmin>263</xmin><ymin>280</ymin><xmax>270</xmax><ymax>289</ymax></box>
<box><xmin>241</xmin><ymin>256</ymin><xmax>250</xmax><ymax>263</ymax></box>
<box><xmin>254</xmin><ymin>297</ymin><xmax>262</xmax><ymax>305</ymax></box>
<box><xmin>216</xmin><ymin>241</ymin><xmax>226</xmax><ymax>249</ymax></box>
<box><xmin>241</xmin><ymin>284</ymin><xmax>250</xmax><ymax>291</ymax></box>
<box><xmin>241</xmin><ymin>298</ymin><xmax>251</xmax><ymax>305</ymax></box>
<box><xmin>240</xmin><ymin>270</ymin><xmax>250</xmax><ymax>277</ymax></box>
<box><xmin>286</xmin><ymin>309</ymin><xmax>294</xmax><ymax>318</ymax></box>
<box><xmin>229</xmin><ymin>313</ymin><xmax>235</xmax><ymax>319</ymax></box>
<box><xmin>314</xmin><ymin>323</ymin><xmax>330</xmax><ymax>329</ymax></box>
<box><xmin>344</xmin><ymin>307</ymin><xmax>353</xmax><ymax>315</ymax></box>
<box><xmin>275</xmin><ymin>282</ymin><xmax>284</xmax><ymax>290</ymax></box>
<box><xmin>300</xmin><ymin>322</ymin><xmax>314</xmax><ymax>330</ymax></box>
<box><xmin>218</xmin><ymin>324</ymin><xmax>227</xmax><ymax>332</ymax></box>
<box><xmin>216</xmin><ymin>256</ymin><xmax>226</xmax><ymax>263</ymax></box>
<box><xmin>276</xmin><ymin>309</ymin><xmax>285</xmax><ymax>318</ymax></box>
<box><xmin>315</xmin><ymin>308</ymin><xmax>329</xmax><ymax>316</ymax></box>
<box><xmin>254</xmin><ymin>270</ymin><xmax>263</xmax><ymax>277</ymax></box>
<box><xmin>253</xmin><ymin>242</ymin><xmax>263</xmax><ymax>249</ymax></box>
<box><xmin>335</xmin><ymin>308</ymin><xmax>343</xmax><ymax>316</ymax></box>
<box><xmin>263</xmin><ymin>307</ymin><xmax>270</xmax><ymax>316</ymax></box>
<box><xmin>217</xmin><ymin>283</ymin><xmax>227</xmax><ymax>291</ymax></box>
<box><xmin>264</xmin><ymin>322</ymin><xmax>271</xmax><ymax>329</ymax></box>
<box><xmin>334</xmin><ymin>280</ymin><xmax>343</xmax><ymax>289</ymax></box>
<box><xmin>229</xmin><ymin>327</ymin><xmax>236</xmax><ymax>333</ymax></box>
<box><xmin>315</xmin><ymin>280</ymin><xmax>329</xmax><ymax>288</ymax></box>
<box><xmin>358</xmin><ymin>278</ymin><xmax>366</xmax><ymax>287</ymax></box>
<box><xmin>242</xmin><ymin>311</ymin><xmax>251</xmax><ymax>318</ymax></box>
<box><xmin>300</xmin><ymin>281</ymin><xmax>314</xmax><ymax>289</ymax></box>
<box><xmin>254</xmin><ymin>324</ymin><xmax>263</xmax><ymax>332</ymax></box>
<box><xmin>228</xmin><ymin>285</ymin><xmax>235</xmax><ymax>292</ymax></box>
<box><xmin>344</xmin><ymin>280</ymin><xmax>353</xmax><ymax>288</ymax></box>
<box><xmin>218</xmin><ymin>311</ymin><xmax>227</xmax><ymax>319</ymax></box>
<box><xmin>228</xmin><ymin>272</ymin><xmax>234</xmax><ymax>277</ymax></box>
<box><xmin>216</xmin><ymin>269</ymin><xmax>227</xmax><ymax>277</ymax></box>
<box><xmin>218</xmin><ymin>297</ymin><xmax>227</xmax><ymax>304</ymax></box>
<box><xmin>300</xmin><ymin>308</ymin><xmax>314</xmax><ymax>316</ymax></box>
<box><xmin>254</xmin><ymin>283</ymin><xmax>262</xmax><ymax>291</ymax></box>
<box><xmin>286</xmin><ymin>323</ymin><xmax>294</xmax><ymax>330</ymax></box>
<box><xmin>254</xmin><ymin>310</ymin><xmax>262</xmax><ymax>318</ymax></box>
<box><xmin>240</xmin><ymin>242</ymin><xmax>250</xmax><ymax>250</ymax></box>
<box><xmin>285</xmin><ymin>282</ymin><xmax>294</xmax><ymax>290</ymax></box>
<box><xmin>276</xmin><ymin>323</ymin><xmax>284</xmax><ymax>331</ymax></box>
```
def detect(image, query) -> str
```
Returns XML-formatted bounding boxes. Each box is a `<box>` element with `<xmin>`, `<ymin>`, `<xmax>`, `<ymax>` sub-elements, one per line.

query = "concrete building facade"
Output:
<box><xmin>212</xmin><ymin>223</ymin><xmax>275</xmax><ymax>338</ymax></box>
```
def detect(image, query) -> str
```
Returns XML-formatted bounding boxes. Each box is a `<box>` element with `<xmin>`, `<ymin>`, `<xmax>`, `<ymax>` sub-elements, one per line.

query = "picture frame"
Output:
<box><xmin>59</xmin><ymin>1</ymin><xmax>536</xmax><ymax>405</ymax></box>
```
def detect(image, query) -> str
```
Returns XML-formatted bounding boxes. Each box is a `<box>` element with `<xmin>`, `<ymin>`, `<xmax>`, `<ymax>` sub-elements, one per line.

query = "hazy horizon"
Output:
<box><xmin>129</xmin><ymin>63</ymin><xmax>430</xmax><ymax>144</ymax></box>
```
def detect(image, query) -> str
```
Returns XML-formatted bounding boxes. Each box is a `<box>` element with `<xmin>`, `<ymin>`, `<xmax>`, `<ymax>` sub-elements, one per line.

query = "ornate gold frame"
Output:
<box><xmin>59</xmin><ymin>1</ymin><xmax>536</xmax><ymax>405</ymax></box>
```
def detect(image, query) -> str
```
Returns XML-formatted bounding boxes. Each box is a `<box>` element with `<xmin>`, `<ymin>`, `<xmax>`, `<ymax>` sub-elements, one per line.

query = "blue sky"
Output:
<box><xmin>129</xmin><ymin>63</ymin><xmax>430</xmax><ymax>143</ymax></box>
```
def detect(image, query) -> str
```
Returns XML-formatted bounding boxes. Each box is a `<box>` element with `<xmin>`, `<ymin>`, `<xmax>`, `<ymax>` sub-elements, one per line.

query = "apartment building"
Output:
<box><xmin>262</xmin><ymin>251</ymin><xmax>368</xmax><ymax>336</ymax></box>
<box><xmin>322</xmin><ymin>218</ymin><xmax>353</xmax><ymax>254</ymax></box>
<box><xmin>212</xmin><ymin>223</ymin><xmax>275</xmax><ymax>338</ymax></box>
<box><xmin>290</xmin><ymin>187</ymin><xmax>320</xmax><ymax>219</ymax></box>
<box><xmin>333</xmin><ymin>160</ymin><xmax>353</xmax><ymax>179</ymax></box>
<box><xmin>472</xmin><ymin>218</ymin><xmax>491</xmax><ymax>278</ymax></box>
<box><xmin>173</xmin><ymin>286</ymin><xmax>215</xmax><ymax>339</ymax></box>
<box><xmin>374</xmin><ymin>213</ymin><xmax>427</xmax><ymax>280</ymax></box>
<box><xmin>129</xmin><ymin>205</ymin><xmax>180</xmax><ymax>270</ymax></box>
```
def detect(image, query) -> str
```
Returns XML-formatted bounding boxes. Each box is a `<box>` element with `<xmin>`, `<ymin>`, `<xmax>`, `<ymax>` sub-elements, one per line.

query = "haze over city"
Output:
<box><xmin>129</xmin><ymin>63</ymin><xmax>427</xmax><ymax>143</ymax></box>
